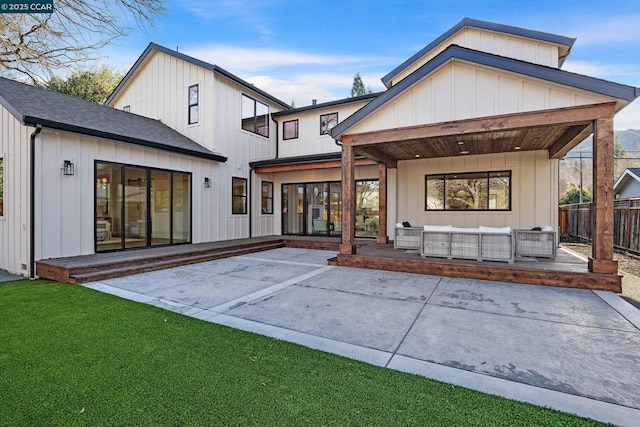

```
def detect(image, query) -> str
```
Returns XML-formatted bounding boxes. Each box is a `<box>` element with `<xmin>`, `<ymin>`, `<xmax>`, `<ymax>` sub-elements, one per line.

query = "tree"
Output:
<box><xmin>559</xmin><ymin>186</ymin><xmax>592</xmax><ymax>205</ymax></box>
<box><xmin>46</xmin><ymin>66</ymin><xmax>123</xmax><ymax>104</ymax></box>
<box><xmin>0</xmin><ymin>0</ymin><xmax>164</xmax><ymax>82</ymax></box>
<box><xmin>350</xmin><ymin>72</ymin><xmax>366</xmax><ymax>97</ymax></box>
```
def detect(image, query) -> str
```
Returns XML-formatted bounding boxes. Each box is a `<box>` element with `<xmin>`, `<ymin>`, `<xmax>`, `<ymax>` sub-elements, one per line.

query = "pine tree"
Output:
<box><xmin>350</xmin><ymin>72</ymin><xmax>366</xmax><ymax>97</ymax></box>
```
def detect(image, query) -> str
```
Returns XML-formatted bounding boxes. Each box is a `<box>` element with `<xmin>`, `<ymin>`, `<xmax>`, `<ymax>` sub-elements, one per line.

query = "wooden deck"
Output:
<box><xmin>36</xmin><ymin>236</ymin><xmax>345</xmax><ymax>284</ymax></box>
<box><xmin>336</xmin><ymin>243</ymin><xmax>622</xmax><ymax>292</ymax></box>
<box><xmin>36</xmin><ymin>236</ymin><xmax>622</xmax><ymax>292</ymax></box>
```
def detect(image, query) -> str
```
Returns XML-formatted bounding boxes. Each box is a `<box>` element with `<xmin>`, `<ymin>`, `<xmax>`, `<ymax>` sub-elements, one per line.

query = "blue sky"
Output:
<box><xmin>101</xmin><ymin>0</ymin><xmax>639</xmax><ymax>129</ymax></box>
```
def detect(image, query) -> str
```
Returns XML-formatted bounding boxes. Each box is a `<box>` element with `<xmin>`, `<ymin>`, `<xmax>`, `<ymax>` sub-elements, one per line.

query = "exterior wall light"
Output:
<box><xmin>204</xmin><ymin>177</ymin><xmax>211</xmax><ymax>188</ymax></box>
<box><xmin>62</xmin><ymin>160</ymin><xmax>75</xmax><ymax>176</ymax></box>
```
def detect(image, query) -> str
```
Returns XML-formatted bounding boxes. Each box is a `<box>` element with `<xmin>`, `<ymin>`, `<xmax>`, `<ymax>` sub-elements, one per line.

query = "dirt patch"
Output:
<box><xmin>561</xmin><ymin>243</ymin><xmax>640</xmax><ymax>309</ymax></box>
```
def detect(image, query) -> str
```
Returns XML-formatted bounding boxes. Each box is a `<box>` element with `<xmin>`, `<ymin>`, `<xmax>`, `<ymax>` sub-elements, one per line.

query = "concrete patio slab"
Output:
<box><xmin>397</xmin><ymin>304</ymin><xmax>640</xmax><ymax>408</ymax></box>
<box><xmin>431</xmin><ymin>277</ymin><xmax>637</xmax><ymax>331</ymax></box>
<box><xmin>86</xmin><ymin>247</ymin><xmax>640</xmax><ymax>426</ymax></box>
<box><xmin>0</xmin><ymin>270</ymin><xmax>22</xmax><ymax>283</ymax></box>
<box><xmin>296</xmin><ymin>266</ymin><xmax>441</xmax><ymax>301</ymax></box>
<box><xmin>228</xmin><ymin>284</ymin><xmax>426</xmax><ymax>352</ymax></box>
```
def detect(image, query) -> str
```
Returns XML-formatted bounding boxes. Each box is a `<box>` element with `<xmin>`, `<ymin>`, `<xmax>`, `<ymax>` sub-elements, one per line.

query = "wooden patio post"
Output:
<box><xmin>340</xmin><ymin>143</ymin><xmax>356</xmax><ymax>254</ymax></box>
<box><xmin>377</xmin><ymin>163</ymin><xmax>388</xmax><ymax>244</ymax></box>
<box><xmin>589</xmin><ymin>117</ymin><xmax>618</xmax><ymax>274</ymax></box>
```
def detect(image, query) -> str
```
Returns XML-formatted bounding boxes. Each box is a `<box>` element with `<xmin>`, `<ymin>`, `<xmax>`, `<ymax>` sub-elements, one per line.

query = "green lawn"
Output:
<box><xmin>0</xmin><ymin>280</ymin><xmax>606</xmax><ymax>426</ymax></box>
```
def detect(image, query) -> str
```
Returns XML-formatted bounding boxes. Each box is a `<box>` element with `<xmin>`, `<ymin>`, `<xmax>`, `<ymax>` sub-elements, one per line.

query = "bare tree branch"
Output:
<box><xmin>0</xmin><ymin>0</ymin><xmax>164</xmax><ymax>82</ymax></box>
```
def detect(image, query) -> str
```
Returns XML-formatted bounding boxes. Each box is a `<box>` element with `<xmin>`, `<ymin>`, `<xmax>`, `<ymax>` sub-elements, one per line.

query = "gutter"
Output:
<box><xmin>29</xmin><ymin>124</ymin><xmax>42</xmax><ymax>279</ymax></box>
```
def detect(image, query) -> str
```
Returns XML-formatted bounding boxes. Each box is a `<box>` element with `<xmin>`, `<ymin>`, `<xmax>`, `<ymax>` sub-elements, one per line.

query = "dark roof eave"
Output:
<box><xmin>272</xmin><ymin>92</ymin><xmax>382</xmax><ymax>117</ymax></box>
<box><xmin>106</xmin><ymin>43</ymin><xmax>290</xmax><ymax>109</ymax></box>
<box><xmin>23</xmin><ymin>116</ymin><xmax>228</xmax><ymax>163</ymax></box>
<box><xmin>250</xmin><ymin>152</ymin><xmax>367</xmax><ymax>168</ymax></box>
<box><xmin>382</xmin><ymin>17</ymin><xmax>576</xmax><ymax>87</ymax></box>
<box><xmin>332</xmin><ymin>45</ymin><xmax>639</xmax><ymax>140</ymax></box>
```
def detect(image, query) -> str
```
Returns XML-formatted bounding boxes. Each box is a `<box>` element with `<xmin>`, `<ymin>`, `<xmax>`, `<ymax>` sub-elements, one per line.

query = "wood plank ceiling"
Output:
<box><xmin>355</xmin><ymin>122</ymin><xmax>592</xmax><ymax>162</ymax></box>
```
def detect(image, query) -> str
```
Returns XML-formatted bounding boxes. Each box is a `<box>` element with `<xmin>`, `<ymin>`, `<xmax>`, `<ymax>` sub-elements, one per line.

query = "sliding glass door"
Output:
<box><xmin>283</xmin><ymin>180</ymin><xmax>377</xmax><ymax>237</ymax></box>
<box><xmin>95</xmin><ymin>162</ymin><xmax>191</xmax><ymax>252</ymax></box>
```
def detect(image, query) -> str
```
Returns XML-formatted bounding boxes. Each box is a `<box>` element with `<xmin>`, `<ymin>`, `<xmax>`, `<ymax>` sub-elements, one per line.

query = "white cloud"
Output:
<box><xmin>563</xmin><ymin>60</ymin><xmax>640</xmax><ymax>83</ymax></box>
<box><xmin>568</xmin><ymin>15</ymin><xmax>640</xmax><ymax>45</ymax></box>
<box><xmin>615</xmin><ymin>99</ymin><xmax>640</xmax><ymax>130</ymax></box>
<box><xmin>183</xmin><ymin>45</ymin><xmax>393</xmax><ymax>74</ymax></box>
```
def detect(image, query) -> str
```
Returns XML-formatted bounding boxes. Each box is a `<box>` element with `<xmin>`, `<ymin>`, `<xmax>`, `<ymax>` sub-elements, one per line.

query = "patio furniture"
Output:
<box><xmin>420</xmin><ymin>225</ymin><xmax>514</xmax><ymax>263</ymax></box>
<box><xmin>515</xmin><ymin>229</ymin><xmax>556</xmax><ymax>258</ymax></box>
<box><xmin>421</xmin><ymin>225</ymin><xmax>451</xmax><ymax>258</ymax></box>
<box><xmin>479</xmin><ymin>226</ymin><xmax>514</xmax><ymax>263</ymax></box>
<box><xmin>450</xmin><ymin>227</ymin><xmax>481</xmax><ymax>261</ymax></box>
<box><xmin>394</xmin><ymin>225</ymin><xmax>423</xmax><ymax>250</ymax></box>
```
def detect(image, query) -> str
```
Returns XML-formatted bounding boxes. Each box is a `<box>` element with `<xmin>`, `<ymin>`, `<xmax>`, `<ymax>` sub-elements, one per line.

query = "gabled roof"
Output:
<box><xmin>614</xmin><ymin>168</ymin><xmax>640</xmax><ymax>191</ymax></box>
<box><xmin>272</xmin><ymin>92</ymin><xmax>382</xmax><ymax>117</ymax></box>
<box><xmin>106</xmin><ymin>42</ymin><xmax>290</xmax><ymax>109</ymax></box>
<box><xmin>381</xmin><ymin>17</ymin><xmax>576</xmax><ymax>88</ymax></box>
<box><xmin>0</xmin><ymin>77</ymin><xmax>227</xmax><ymax>162</ymax></box>
<box><xmin>331</xmin><ymin>45</ymin><xmax>640</xmax><ymax>140</ymax></box>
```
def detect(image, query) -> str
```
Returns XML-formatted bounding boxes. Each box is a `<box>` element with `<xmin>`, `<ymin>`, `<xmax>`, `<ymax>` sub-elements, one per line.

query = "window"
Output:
<box><xmin>188</xmin><ymin>84</ymin><xmax>199</xmax><ymax>124</ymax></box>
<box><xmin>261</xmin><ymin>181</ymin><xmax>273</xmax><ymax>214</ymax></box>
<box><xmin>425</xmin><ymin>171</ymin><xmax>511</xmax><ymax>211</ymax></box>
<box><xmin>241</xmin><ymin>94</ymin><xmax>269</xmax><ymax>137</ymax></box>
<box><xmin>283</xmin><ymin>119</ymin><xmax>299</xmax><ymax>140</ymax></box>
<box><xmin>320</xmin><ymin>112</ymin><xmax>338</xmax><ymax>135</ymax></box>
<box><xmin>0</xmin><ymin>157</ymin><xmax>3</xmax><ymax>217</ymax></box>
<box><xmin>232</xmin><ymin>177</ymin><xmax>248</xmax><ymax>214</ymax></box>
<box><xmin>123</xmin><ymin>105</ymin><xmax>130</xmax><ymax>112</ymax></box>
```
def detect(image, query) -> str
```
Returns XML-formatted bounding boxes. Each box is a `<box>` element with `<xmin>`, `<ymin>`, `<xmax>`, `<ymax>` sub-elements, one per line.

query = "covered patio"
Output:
<box><xmin>336</xmin><ymin>103</ymin><xmax>622</xmax><ymax>292</ymax></box>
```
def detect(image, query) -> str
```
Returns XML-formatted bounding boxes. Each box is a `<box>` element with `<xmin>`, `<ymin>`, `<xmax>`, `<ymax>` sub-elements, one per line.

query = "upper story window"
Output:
<box><xmin>241</xmin><ymin>94</ymin><xmax>269</xmax><ymax>137</ymax></box>
<box><xmin>320</xmin><ymin>112</ymin><xmax>338</xmax><ymax>135</ymax></box>
<box><xmin>283</xmin><ymin>119</ymin><xmax>299</xmax><ymax>140</ymax></box>
<box><xmin>262</xmin><ymin>181</ymin><xmax>273</xmax><ymax>214</ymax></box>
<box><xmin>0</xmin><ymin>157</ymin><xmax>4</xmax><ymax>217</ymax></box>
<box><xmin>122</xmin><ymin>105</ymin><xmax>130</xmax><ymax>112</ymax></box>
<box><xmin>188</xmin><ymin>84</ymin><xmax>199</xmax><ymax>124</ymax></box>
<box><xmin>425</xmin><ymin>171</ymin><xmax>511</xmax><ymax>211</ymax></box>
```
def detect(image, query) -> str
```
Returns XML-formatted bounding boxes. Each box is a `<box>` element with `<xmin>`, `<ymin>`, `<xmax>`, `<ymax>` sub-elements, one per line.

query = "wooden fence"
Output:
<box><xmin>559</xmin><ymin>198</ymin><xmax>640</xmax><ymax>253</ymax></box>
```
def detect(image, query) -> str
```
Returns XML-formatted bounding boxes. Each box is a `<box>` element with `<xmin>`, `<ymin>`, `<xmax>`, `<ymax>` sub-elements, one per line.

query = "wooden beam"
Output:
<box><xmin>589</xmin><ymin>117</ymin><xmax>618</xmax><ymax>274</ymax></box>
<box><xmin>254</xmin><ymin>158</ymin><xmax>375</xmax><ymax>174</ymax></box>
<box><xmin>340</xmin><ymin>144</ymin><xmax>356</xmax><ymax>255</ymax></box>
<box><xmin>377</xmin><ymin>164</ymin><xmax>388</xmax><ymax>244</ymax></box>
<box><xmin>548</xmin><ymin>124</ymin><xmax>593</xmax><ymax>159</ymax></box>
<box><xmin>355</xmin><ymin>146</ymin><xmax>398</xmax><ymax>168</ymax></box>
<box><xmin>342</xmin><ymin>102</ymin><xmax>616</xmax><ymax>147</ymax></box>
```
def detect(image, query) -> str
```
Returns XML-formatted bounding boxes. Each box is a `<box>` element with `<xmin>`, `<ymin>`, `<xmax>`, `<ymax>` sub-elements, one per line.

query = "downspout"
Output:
<box><xmin>29</xmin><ymin>124</ymin><xmax>42</xmax><ymax>279</ymax></box>
<box><xmin>249</xmin><ymin>165</ymin><xmax>255</xmax><ymax>238</ymax></box>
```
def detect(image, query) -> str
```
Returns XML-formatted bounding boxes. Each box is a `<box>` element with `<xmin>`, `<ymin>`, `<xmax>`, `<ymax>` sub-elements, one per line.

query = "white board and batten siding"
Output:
<box><xmin>107</xmin><ymin>50</ymin><xmax>284</xmax><ymax>164</ymax></box>
<box><xmin>390</xmin><ymin>27</ymin><xmax>562</xmax><ymax>87</ymax></box>
<box><xmin>0</xmin><ymin>105</ymin><xmax>31</xmax><ymax>275</ymax></box>
<box><xmin>277</xmin><ymin>100</ymin><xmax>372</xmax><ymax>158</ymax></box>
<box><xmin>33</xmin><ymin>130</ymin><xmax>258</xmax><ymax>263</ymax></box>
<box><xmin>351</xmin><ymin>61</ymin><xmax>610</xmax><ymax>134</ymax></box>
<box><xmin>398</xmin><ymin>151</ymin><xmax>557</xmax><ymax>231</ymax></box>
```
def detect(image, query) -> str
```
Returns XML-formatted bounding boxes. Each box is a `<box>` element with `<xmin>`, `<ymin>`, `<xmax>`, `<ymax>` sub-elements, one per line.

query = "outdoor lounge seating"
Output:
<box><xmin>418</xmin><ymin>225</ymin><xmax>514</xmax><ymax>263</ymax></box>
<box><xmin>515</xmin><ymin>228</ymin><xmax>556</xmax><ymax>258</ymax></box>
<box><xmin>394</xmin><ymin>224</ymin><xmax>423</xmax><ymax>250</ymax></box>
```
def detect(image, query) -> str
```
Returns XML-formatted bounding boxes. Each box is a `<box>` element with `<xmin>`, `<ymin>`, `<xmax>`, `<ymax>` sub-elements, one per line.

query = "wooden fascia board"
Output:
<box><xmin>342</xmin><ymin>102</ymin><xmax>616</xmax><ymax>147</ymax></box>
<box><xmin>254</xmin><ymin>158</ymin><xmax>375</xmax><ymax>174</ymax></box>
<box><xmin>355</xmin><ymin>146</ymin><xmax>398</xmax><ymax>169</ymax></box>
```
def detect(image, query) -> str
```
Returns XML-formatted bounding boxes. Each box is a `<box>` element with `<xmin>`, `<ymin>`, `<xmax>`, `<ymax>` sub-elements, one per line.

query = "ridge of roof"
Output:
<box><xmin>331</xmin><ymin>45</ymin><xmax>639</xmax><ymax>140</ymax></box>
<box><xmin>381</xmin><ymin>17</ymin><xmax>576</xmax><ymax>88</ymax></box>
<box><xmin>0</xmin><ymin>76</ymin><xmax>227</xmax><ymax>162</ymax></box>
<box><xmin>105</xmin><ymin>42</ymin><xmax>290</xmax><ymax>109</ymax></box>
<box><xmin>272</xmin><ymin>92</ymin><xmax>382</xmax><ymax>117</ymax></box>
